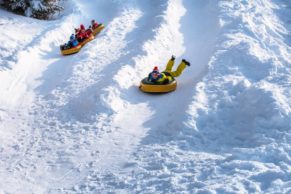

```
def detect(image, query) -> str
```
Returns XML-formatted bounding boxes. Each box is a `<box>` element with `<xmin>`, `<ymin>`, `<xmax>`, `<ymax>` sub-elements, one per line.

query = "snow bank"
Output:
<box><xmin>188</xmin><ymin>0</ymin><xmax>291</xmax><ymax>145</ymax></box>
<box><xmin>183</xmin><ymin>0</ymin><xmax>291</xmax><ymax>192</ymax></box>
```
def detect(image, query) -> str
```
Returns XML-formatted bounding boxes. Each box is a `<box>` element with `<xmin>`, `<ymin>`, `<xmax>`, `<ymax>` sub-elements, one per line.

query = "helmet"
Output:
<box><xmin>153</xmin><ymin>66</ymin><xmax>159</xmax><ymax>71</ymax></box>
<box><xmin>80</xmin><ymin>24</ymin><xmax>85</xmax><ymax>30</ymax></box>
<box><xmin>70</xmin><ymin>34</ymin><xmax>75</xmax><ymax>40</ymax></box>
<box><xmin>91</xmin><ymin>19</ymin><xmax>95</xmax><ymax>23</ymax></box>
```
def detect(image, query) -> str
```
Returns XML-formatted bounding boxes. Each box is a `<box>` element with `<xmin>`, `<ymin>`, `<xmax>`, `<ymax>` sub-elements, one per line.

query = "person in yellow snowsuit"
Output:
<box><xmin>148</xmin><ymin>56</ymin><xmax>190</xmax><ymax>84</ymax></box>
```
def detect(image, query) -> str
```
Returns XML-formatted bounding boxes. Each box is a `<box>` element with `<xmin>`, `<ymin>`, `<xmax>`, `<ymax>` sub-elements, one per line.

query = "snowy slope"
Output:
<box><xmin>0</xmin><ymin>0</ymin><xmax>290</xmax><ymax>193</ymax></box>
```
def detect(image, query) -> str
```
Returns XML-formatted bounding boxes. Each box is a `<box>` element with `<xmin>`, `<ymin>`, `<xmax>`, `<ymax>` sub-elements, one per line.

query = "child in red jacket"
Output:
<box><xmin>75</xmin><ymin>24</ymin><xmax>87</xmax><ymax>41</ymax></box>
<box><xmin>91</xmin><ymin>19</ymin><xmax>99</xmax><ymax>30</ymax></box>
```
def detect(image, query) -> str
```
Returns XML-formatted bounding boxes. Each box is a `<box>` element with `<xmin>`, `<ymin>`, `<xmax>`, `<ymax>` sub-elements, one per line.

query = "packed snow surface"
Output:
<box><xmin>0</xmin><ymin>0</ymin><xmax>290</xmax><ymax>193</ymax></box>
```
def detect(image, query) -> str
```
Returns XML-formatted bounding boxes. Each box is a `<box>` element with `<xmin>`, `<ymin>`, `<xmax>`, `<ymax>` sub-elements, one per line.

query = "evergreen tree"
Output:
<box><xmin>2</xmin><ymin>0</ymin><xmax>63</xmax><ymax>20</ymax></box>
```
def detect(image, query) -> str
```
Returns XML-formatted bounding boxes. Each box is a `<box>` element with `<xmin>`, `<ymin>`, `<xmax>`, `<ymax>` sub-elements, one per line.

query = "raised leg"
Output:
<box><xmin>165</xmin><ymin>59</ymin><xmax>175</xmax><ymax>72</ymax></box>
<box><xmin>170</xmin><ymin>61</ymin><xmax>187</xmax><ymax>77</ymax></box>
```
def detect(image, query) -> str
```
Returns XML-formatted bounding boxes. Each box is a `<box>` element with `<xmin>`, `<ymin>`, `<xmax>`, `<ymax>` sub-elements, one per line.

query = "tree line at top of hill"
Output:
<box><xmin>0</xmin><ymin>0</ymin><xmax>64</xmax><ymax>20</ymax></box>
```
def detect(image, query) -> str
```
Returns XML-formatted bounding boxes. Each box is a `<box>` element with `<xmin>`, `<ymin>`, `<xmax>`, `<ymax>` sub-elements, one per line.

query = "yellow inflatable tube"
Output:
<box><xmin>92</xmin><ymin>24</ymin><xmax>105</xmax><ymax>36</ymax></box>
<box><xmin>61</xmin><ymin>35</ymin><xmax>94</xmax><ymax>55</ymax></box>
<box><xmin>79</xmin><ymin>34</ymin><xmax>94</xmax><ymax>46</ymax></box>
<box><xmin>61</xmin><ymin>45</ymin><xmax>81</xmax><ymax>55</ymax></box>
<box><xmin>139</xmin><ymin>78</ymin><xmax>177</xmax><ymax>93</ymax></box>
<box><xmin>60</xmin><ymin>24</ymin><xmax>104</xmax><ymax>56</ymax></box>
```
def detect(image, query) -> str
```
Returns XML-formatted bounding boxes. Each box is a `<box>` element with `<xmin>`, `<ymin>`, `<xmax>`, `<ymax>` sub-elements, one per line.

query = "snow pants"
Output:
<box><xmin>164</xmin><ymin>59</ymin><xmax>187</xmax><ymax>77</ymax></box>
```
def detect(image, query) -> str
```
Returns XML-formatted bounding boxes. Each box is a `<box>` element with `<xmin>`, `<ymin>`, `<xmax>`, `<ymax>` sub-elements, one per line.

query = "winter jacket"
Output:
<box><xmin>92</xmin><ymin>22</ymin><xmax>99</xmax><ymax>29</ymax></box>
<box><xmin>148</xmin><ymin>71</ymin><xmax>172</xmax><ymax>84</ymax></box>
<box><xmin>70</xmin><ymin>39</ymin><xmax>79</xmax><ymax>47</ymax></box>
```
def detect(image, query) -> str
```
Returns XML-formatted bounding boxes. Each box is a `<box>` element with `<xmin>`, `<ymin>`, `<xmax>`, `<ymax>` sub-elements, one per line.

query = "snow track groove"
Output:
<box><xmin>66</xmin><ymin>0</ymin><xmax>221</xmax><ymax>192</ymax></box>
<box><xmin>0</xmin><ymin>1</ymin><xmax>139</xmax><ymax>193</ymax></box>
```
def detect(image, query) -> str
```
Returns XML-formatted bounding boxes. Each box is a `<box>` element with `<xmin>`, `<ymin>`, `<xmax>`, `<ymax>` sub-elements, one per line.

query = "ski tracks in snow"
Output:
<box><xmin>0</xmin><ymin>0</ymin><xmax>228</xmax><ymax>193</ymax></box>
<box><xmin>1</xmin><ymin>0</ymin><xmax>169</xmax><ymax>193</ymax></box>
<box><xmin>69</xmin><ymin>0</ymin><xmax>221</xmax><ymax>192</ymax></box>
<box><xmin>0</xmin><ymin>1</ymin><xmax>143</xmax><ymax>193</ymax></box>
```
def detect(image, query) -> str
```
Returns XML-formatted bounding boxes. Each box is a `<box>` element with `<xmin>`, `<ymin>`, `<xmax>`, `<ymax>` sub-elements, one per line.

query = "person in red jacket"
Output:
<box><xmin>80</xmin><ymin>24</ymin><xmax>88</xmax><ymax>37</ymax></box>
<box><xmin>76</xmin><ymin>24</ymin><xmax>87</xmax><ymax>41</ymax></box>
<box><xmin>81</xmin><ymin>24</ymin><xmax>93</xmax><ymax>38</ymax></box>
<box><xmin>91</xmin><ymin>19</ymin><xmax>99</xmax><ymax>30</ymax></box>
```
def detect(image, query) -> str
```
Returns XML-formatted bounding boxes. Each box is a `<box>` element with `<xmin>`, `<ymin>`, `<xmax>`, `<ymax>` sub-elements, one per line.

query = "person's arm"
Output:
<box><xmin>148</xmin><ymin>73</ymin><xmax>152</xmax><ymax>81</ymax></box>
